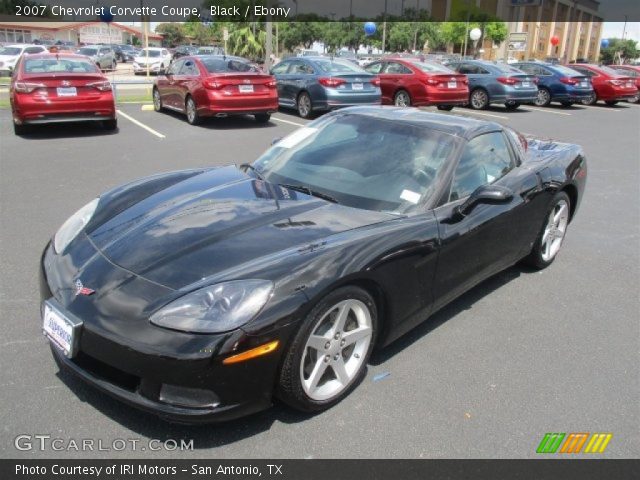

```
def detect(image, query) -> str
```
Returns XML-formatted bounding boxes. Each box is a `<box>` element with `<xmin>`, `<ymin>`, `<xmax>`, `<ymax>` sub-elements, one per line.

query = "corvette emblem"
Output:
<box><xmin>74</xmin><ymin>279</ymin><xmax>95</xmax><ymax>296</ymax></box>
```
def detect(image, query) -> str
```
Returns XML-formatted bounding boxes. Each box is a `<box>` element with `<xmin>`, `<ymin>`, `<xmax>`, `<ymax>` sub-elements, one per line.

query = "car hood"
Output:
<box><xmin>88</xmin><ymin>166</ymin><xmax>395</xmax><ymax>290</ymax></box>
<box><xmin>0</xmin><ymin>55</ymin><xmax>19</xmax><ymax>62</ymax></box>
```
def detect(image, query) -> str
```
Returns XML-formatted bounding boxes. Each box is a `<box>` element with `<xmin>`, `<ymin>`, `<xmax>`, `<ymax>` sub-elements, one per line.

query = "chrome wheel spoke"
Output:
<box><xmin>553</xmin><ymin>204</ymin><xmax>568</xmax><ymax>225</ymax></box>
<box><xmin>332</xmin><ymin>358</ymin><xmax>350</xmax><ymax>386</ymax></box>
<box><xmin>341</xmin><ymin>326</ymin><xmax>371</xmax><ymax>347</ymax></box>
<box><xmin>307</xmin><ymin>334</ymin><xmax>329</xmax><ymax>352</ymax></box>
<box><xmin>305</xmin><ymin>357</ymin><xmax>328</xmax><ymax>392</ymax></box>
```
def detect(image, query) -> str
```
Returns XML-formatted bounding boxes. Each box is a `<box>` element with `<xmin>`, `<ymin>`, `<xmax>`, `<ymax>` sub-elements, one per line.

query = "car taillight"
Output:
<box><xmin>608</xmin><ymin>79</ymin><xmax>624</xmax><ymax>86</ymax></box>
<box><xmin>497</xmin><ymin>76</ymin><xmax>518</xmax><ymax>85</ymax></box>
<box><xmin>204</xmin><ymin>79</ymin><xmax>224</xmax><ymax>89</ymax></box>
<box><xmin>267</xmin><ymin>79</ymin><xmax>277</xmax><ymax>88</ymax></box>
<box><xmin>559</xmin><ymin>76</ymin><xmax>579</xmax><ymax>85</ymax></box>
<box><xmin>370</xmin><ymin>77</ymin><xmax>380</xmax><ymax>87</ymax></box>
<box><xmin>532</xmin><ymin>77</ymin><xmax>539</xmax><ymax>84</ymax></box>
<box><xmin>421</xmin><ymin>77</ymin><xmax>440</xmax><ymax>86</ymax></box>
<box><xmin>14</xmin><ymin>82</ymin><xmax>46</xmax><ymax>93</ymax></box>
<box><xmin>318</xmin><ymin>77</ymin><xmax>346</xmax><ymax>88</ymax></box>
<box><xmin>87</xmin><ymin>81</ymin><xmax>112</xmax><ymax>91</ymax></box>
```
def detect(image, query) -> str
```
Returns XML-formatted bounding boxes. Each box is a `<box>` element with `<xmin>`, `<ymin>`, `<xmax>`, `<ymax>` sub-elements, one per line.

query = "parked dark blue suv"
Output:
<box><xmin>512</xmin><ymin>62</ymin><xmax>593</xmax><ymax>107</ymax></box>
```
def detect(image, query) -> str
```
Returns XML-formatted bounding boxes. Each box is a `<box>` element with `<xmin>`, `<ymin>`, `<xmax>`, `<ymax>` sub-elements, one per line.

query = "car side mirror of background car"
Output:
<box><xmin>454</xmin><ymin>184</ymin><xmax>514</xmax><ymax>219</ymax></box>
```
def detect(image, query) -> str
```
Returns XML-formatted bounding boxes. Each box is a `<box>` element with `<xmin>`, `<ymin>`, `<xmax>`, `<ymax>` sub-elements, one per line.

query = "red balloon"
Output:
<box><xmin>550</xmin><ymin>36</ymin><xmax>560</xmax><ymax>46</ymax></box>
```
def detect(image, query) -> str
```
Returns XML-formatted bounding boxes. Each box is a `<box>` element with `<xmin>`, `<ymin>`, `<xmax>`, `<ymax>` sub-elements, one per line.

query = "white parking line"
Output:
<box><xmin>271</xmin><ymin>116</ymin><xmax>307</xmax><ymax>127</ymax></box>
<box><xmin>521</xmin><ymin>106</ymin><xmax>572</xmax><ymax>116</ymax></box>
<box><xmin>580</xmin><ymin>105</ymin><xmax>621</xmax><ymax>112</ymax></box>
<box><xmin>117</xmin><ymin>109</ymin><xmax>166</xmax><ymax>138</ymax></box>
<box><xmin>453</xmin><ymin>110</ymin><xmax>509</xmax><ymax>120</ymax></box>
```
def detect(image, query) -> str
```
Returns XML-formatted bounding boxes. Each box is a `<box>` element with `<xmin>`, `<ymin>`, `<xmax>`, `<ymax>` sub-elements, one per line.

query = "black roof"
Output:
<box><xmin>336</xmin><ymin>106</ymin><xmax>503</xmax><ymax>139</ymax></box>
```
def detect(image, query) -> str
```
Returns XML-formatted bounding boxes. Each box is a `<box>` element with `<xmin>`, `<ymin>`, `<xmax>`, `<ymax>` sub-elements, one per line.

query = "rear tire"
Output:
<box><xmin>437</xmin><ymin>105</ymin><xmax>454</xmax><ymax>111</ymax></box>
<box><xmin>582</xmin><ymin>93</ymin><xmax>597</xmax><ymax>105</ymax></box>
<box><xmin>393</xmin><ymin>89</ymin><xmax>411</xmax><ymax>107</ymax></box>
<box><xmin>103</xmin><ymin>119</ymin><xmax>117</xmax><ymax>131</ymax></box>
<box><xmin>524</xmin><ymin>192</ymin><xmax>571</xmax><ymax>270</ymax></box>
<box><xmin>277</xmin><ymin>286</ymin><xmax>377</xmax><ymax>412</ymax></box>
<box><xmin>254</xmin><ymin>113</ymin><xmax>271</xmax><ymax>123</ymax></box>
<box><xmin>185</xmin><ymin>96</ymin><xmax>201</xmax><ymax>125</ymax></box>
<box><xmin>469</xmin><ymin>88</ymin><xmax>489</xmax><ymax>110</ymax></box>
<box><xmin>605</xmin><ymin>100</ymin><xmax>618</xmax><ymax>106</ymax></box>
<box><xmin>505</xmin><ymin>101</ymin><xmax>521</xmax><ymax>110</ymax></box>
<box><xmin>13</xmin><ymin>122</ymin><xmax>29</xmax><ymax>135</ymax></box>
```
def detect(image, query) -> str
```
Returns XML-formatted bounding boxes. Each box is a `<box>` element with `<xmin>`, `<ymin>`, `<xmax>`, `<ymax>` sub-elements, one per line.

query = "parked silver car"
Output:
<box><xmin>76</xmin><ymin>45</ymin><xmax>117</xmax><ymax>71</ymax></box>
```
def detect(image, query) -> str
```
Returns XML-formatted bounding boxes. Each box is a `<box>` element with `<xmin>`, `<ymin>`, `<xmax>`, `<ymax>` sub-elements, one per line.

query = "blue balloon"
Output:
<box><xmin>601</xmin><ymin>38</ymin><xmax>609</xmax><ymax>48</ymax></box>
<box><xmin>99</xmin><ymin>9</ymin><xmax>113</xmax><ymax>23</ymax></box>
<box><xmin>364</xmin><ymin>22</ymin><xmax>376</xmax><ymax>36</ymax></box>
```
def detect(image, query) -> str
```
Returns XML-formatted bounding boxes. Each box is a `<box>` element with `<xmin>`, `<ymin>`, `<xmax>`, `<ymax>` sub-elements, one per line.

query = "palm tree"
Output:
<box><xmin>227</xmin><ymin>25</ymin><xmax>266</xmax><ymax>59</ymax></box>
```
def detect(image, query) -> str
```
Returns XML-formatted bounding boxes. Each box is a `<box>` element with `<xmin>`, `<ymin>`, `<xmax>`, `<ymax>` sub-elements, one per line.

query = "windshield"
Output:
<box><xmin>409</xmin><ymin>61</ymin><xmax>454</xmax><ymax>73</ymax></box>
<box><xmin>77</xmin><ymin>48</ymin><xmax>98</xmax><ymax>56</ymax></box>
<box><xmin>0</xmin><ymin>47</ymin><xmax>22</xmax><ymax>56</ymax></box>
<box><xmin>314</xmin><ymin>59</ymin><xmax>364</xmax><ymax>73</ymax></box>
<box><xmin>23</xmin><ymin>58</ymin><xmax>98</xmax><ymax>73</ymax></box>
<box><xmin>201</xmin><ymin>57</ymin><xmax>255</xmax><ymax>73</ymax></box>
<box><xmin>253</xmin><ymin>113</ymin><xmax>458</xmax><ymax>212</ymax></box>
<box><xmin>138</xmin><ymin>50</ymin><xmax>161</xmax><ymax>57</ymax></box>
<box><xmin>553</xmin><ymin>65</ymin><xmax>584</xmax><ymax>76</ymax></box>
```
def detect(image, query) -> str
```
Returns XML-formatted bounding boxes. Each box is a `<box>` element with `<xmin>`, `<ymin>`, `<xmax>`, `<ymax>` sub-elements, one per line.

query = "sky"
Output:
<box><xmin>601</xmin><ymin>22</ymin><xmax>640</xmax><ymax>43</ymax></box>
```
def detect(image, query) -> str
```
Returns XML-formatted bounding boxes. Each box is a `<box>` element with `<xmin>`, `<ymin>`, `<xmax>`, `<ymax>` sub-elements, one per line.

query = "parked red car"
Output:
<box><xmin>608</xmin><ymin>64</ymin><xmax>640</xmax><ymax>102</ymax></box>
<box><xmin>10</xmin><ymin>53</ymin><xmax>116</xmax><ymax>135</ymax></box>
<box><xmin>568</xmin><ymin>63</ymin><xmax>638</xmax><ymax>106</ymax></box>
<box><xmin>153</xmin><ymin>55</ymin><xmax>278</xmax><ymax>125</ymax></box>
<box><xmin>365</xmin><ymin>57</ymin><xmax>468</xmax><ymax>110</ymax></box>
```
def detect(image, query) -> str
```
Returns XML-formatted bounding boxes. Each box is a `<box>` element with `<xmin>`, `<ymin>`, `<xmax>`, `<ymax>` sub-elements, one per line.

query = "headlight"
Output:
<box><xmin>150</xmin><ymin>280</ymin><xmax>273</xmax><ymax>333</ymax></box>
<box><xmin>53</xmin><ymin>198</ymin><xmax>99</xmax><ymax>254</ymax></box>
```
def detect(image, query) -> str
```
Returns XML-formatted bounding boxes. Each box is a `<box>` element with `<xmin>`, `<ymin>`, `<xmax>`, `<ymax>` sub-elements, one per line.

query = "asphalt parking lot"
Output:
<box><xmin>0</xmin><ymin>101</ymin><xmax>638</xmax><ymax>459</ymax></box>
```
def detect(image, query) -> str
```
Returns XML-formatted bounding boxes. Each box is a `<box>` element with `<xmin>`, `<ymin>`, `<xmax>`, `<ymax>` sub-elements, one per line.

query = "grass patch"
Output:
<box><xmin>0</xmin><ymin>77</ymin><xmax>10</xmax><ymax>85</ymax></box>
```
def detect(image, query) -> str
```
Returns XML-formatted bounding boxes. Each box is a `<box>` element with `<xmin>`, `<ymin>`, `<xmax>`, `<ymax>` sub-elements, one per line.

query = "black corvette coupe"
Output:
<box><xmin>40</xmin><ymin>107</ymin><xmax>587</xmax><ymax>423</ymax></box>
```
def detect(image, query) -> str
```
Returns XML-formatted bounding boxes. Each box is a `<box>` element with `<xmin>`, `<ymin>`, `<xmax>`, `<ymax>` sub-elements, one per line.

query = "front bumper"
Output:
<box><xmin>39</xmin><ymin>241</ymin><xmax>299</xmax><ymax>424</ymax></box>
<box><xmin>133</xmin><ymin>64</ymin><xmax>163</xmax><ymax>73</ymax></box>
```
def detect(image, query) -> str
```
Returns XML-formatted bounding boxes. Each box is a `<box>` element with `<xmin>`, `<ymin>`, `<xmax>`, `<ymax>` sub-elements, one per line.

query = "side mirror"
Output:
<box><xmin>271</xmin><ymin>137</ymin><xmax>282</xmax><ymax>146</ymax></box>
<box><xmin>455</xmin><ymin>184</ymin><xmax>513</xmax><ymax>218</ymax></box>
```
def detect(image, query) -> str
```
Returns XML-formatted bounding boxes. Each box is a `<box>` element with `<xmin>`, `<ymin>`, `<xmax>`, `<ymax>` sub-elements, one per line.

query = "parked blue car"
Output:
<box><xmin>446</xmin><ymin>60</ymin><xmax>539</xmax><ymax>110</ymax></box>
<box><xmin>270</xmin><ymin>57</ymin><xmax>381</xmax><ymax>118</ymax></box>
<box><xmin>512</xmin><ymin>62</ymin><xmax>594</xmax><ymax>107</ymax></box>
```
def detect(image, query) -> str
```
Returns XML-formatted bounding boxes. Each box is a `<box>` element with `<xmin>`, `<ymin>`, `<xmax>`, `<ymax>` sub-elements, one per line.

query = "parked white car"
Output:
<box><xmin>133</xmin><ymin>48</ymin><xmax>172</xmax><ymax>75</ymax></box>
<box><xmin>0</xmin><ymin>44</ymin><xmax>47</xmax><ymax>75</ymax></box>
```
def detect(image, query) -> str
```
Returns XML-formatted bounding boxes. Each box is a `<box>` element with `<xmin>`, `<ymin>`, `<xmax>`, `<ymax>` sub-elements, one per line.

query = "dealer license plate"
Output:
<box><xmin>238</xmin><ymin>84</ymin><xmax>254</xmax><ymax>93</ymax></box>
<box><xmin>448</xmin><ymin>81</ymin><xmax>457</xmax><ymax>88</ymax></box>
<box><xmin>579</xmin><ymin>81</ymin><xmax>589</xmax><ymax>88</ymax></box>
<box><xmin>56</xmin><ymin>87</ymin><xmax>77</xmax><ymax>97</ymax></box>
<box><xmin>352</xmin><ymin>83</ymin><xmax>363</xmax><ymax>90</ymax></box>
<box><xmin>42</xmin><ymin>302</ymin><xmax>80</xmax><ymax>358</ymax></box>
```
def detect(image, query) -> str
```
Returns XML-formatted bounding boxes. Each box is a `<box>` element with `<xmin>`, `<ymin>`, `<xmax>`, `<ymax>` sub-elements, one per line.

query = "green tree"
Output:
<box><xmin>440</xmin><ymin>22</ymin><xmax>468</xmax><ymax>52</ymax></box>
<box><xmin>155</xmin><ymin>23</ymin><xmax>186</xmax><ymax>47</ymax></box>
<box><xmin>227</xmin><ymin>25</ymin><xmax>266</xmax><ymax>60</ymax></box>
<box><xmin>600</xmin><ymin>38</ymin><xmax>640</xmax><ymax>64</ymax></box>
<box><xmin>278</xmin><ymin>22</ymin><xmax>321</xmax><ymax>51</ymax></box>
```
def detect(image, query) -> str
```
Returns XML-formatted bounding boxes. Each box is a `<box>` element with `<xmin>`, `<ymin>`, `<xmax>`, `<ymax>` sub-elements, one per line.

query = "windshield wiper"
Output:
<box><xmin>278</xmin><ymin>184</ymin><xmax>339</xmax><ymax>204</ymax></box>
<box><xmin>239</xmin><ymin>163</ymin><xmax>265</xmax><ymax>181</ymax></box>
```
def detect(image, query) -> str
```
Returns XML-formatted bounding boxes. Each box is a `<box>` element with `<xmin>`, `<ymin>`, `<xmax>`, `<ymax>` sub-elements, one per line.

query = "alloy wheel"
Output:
<box><xmin>394</xmin><ymin>91</ymin><xmax>410</xmax><ymax>107</ymax></box>
<box><xmin>540</xmin><ymin>199</ymin><xmax>569</xmax><ymax>262</ymax></box>
<box><xmin>186</xmin><ymin>98</ymin><xmax>197</xmax><ymax>123</ymax></box>
<box><xmin>535</xmin><ymin>88</ymin><xmax>551</xmax><ymax>106</ymax></box>
<box><xmin>300</xmin><ymin>299</ymin><xmax>373</xmax><ymax>401</ymax></box>
<box><xmin>153</xmin><ymin>89</ymin><xmax>162</xmax><ymax>111</ymax></box>
<box><xmin>470</xmin><ymin>90</ymin><xmax>488</xmax><ymax>109</ymax></box>
<box><xmin>297</xmin><ymin>93</ymin><xmax>311</xmax><ymax>118</ymax></box>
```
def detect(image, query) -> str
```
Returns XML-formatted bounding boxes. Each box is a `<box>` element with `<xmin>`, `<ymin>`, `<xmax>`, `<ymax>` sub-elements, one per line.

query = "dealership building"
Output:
<box><xmin>0</xmin><ymin>19</ymin><xmax>163</xmax><ymax>46</ymax></box>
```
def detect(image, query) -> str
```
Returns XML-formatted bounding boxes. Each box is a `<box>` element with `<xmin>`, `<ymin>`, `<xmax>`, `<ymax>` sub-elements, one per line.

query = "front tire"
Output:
<box><xmin>524</xmin><ymin>192</ymin><xmax>571</xmax><ymax>269</ymax></box>
<box><xmin>534</xmin><ymin>87</ymin><xmax>552</xmax><ymax>107</ymax></box>
<box><xmin>393</xmin><ymin>89</ymin><xmax>411</xmax><ymax>107</ymax></box>
<box><xmin>297</xmin><ymin>91</ymin><xmax>312</xmax><ymax>118</ymax></box>
<box><xmin>153</xmin><ymin>88</ymin><xmax>163</xmax><ymax>112</ymax></box>
<box><xmin>278</xmin><ymin>286</ymin><xmax>377</xmax><ymax>412</ymax></box>
<box><xmin>185</xmin><ymin>96</ymin><xmax>201</xmax><ymax>125</ymax></box>
<box><xmin>469</xmin><ymin>88</ymin><xmax>489</xmax><ymax>110</ymax></box>
<box><xmin>582</xmin><ymin>93</ymin><xmax>597</xmax><ymax>105</ymax></box>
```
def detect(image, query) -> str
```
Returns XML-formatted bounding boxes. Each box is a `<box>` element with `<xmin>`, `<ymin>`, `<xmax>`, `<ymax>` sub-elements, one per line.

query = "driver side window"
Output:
<box><xmin>167</xmin><ymin>59</ymin><xmax>184</xmax><ymax>75</ymax></box>
<box><xmin>449</xmin><ymin>132</ymin><xmax>515</xmax><ymax>201</ymax></box>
